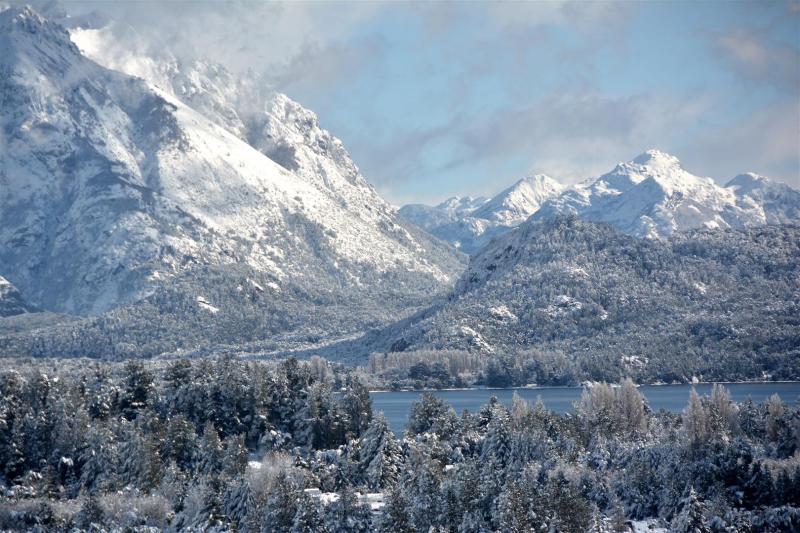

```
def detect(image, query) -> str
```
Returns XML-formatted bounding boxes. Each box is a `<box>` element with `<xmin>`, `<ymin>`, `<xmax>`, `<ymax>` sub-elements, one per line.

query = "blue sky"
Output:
<box><xmin>40</xmin><ymin>1</ymin><xmax>800</xmax><ymax>204</ymax></box>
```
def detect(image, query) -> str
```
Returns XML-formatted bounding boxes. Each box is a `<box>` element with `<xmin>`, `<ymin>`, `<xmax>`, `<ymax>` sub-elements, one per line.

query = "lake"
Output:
<box><xmin>371</xmin><ymin>382</ymin><xmax>800</xmax><ymax>435</ymax></box>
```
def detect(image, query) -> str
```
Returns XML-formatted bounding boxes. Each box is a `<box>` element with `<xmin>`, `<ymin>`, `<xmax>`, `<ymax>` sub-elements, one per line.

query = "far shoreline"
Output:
<box><xmin>367</xmin><ymin>379</ymin><xmax>800</xmax><ymax>394</ymax></box>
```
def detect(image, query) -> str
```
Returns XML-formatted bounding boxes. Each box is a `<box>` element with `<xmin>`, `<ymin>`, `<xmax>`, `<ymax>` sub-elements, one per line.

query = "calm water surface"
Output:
<box><xmin>371</xmin><ymin>382</ymin><xmax>800</xmax><ymax>435</ymax></box>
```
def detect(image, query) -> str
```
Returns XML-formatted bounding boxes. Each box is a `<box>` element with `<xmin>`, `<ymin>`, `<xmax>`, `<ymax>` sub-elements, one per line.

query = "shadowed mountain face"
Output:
<box><xmin>0</xmin><ymin>6</ymin><xmax>464</xmax><ymax>357</ymax></box>
<box><xmin>357</xmin><ymin>217</ymin><xmax>800</xmax><ymax>382</ymax></box>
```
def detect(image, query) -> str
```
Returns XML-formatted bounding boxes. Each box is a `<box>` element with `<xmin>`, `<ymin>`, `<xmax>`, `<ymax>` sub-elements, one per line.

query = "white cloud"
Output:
<box><xmin>30</xmin><ymin>0</ymin><xmax>383</xmax><ymax>81</ymax></box>
<box><xmin>713</xmin><ymin>28</ymin><xmax>800</xmax><ymax>90</ymax></box>
<box><xmin>680</xmin><ymin>100</ymin><xmax>800</xmax><ymax>187</ymax></box>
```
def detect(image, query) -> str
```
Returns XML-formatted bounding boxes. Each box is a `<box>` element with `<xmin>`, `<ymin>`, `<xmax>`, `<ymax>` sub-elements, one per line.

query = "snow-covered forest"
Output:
<box><xmin>1</xmin><ymin>356</ymin><xmax>798</xmax><ymax>531</ymax></box>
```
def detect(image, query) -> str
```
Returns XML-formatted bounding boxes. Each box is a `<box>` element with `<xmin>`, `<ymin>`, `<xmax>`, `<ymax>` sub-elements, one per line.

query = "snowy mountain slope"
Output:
<box><xmin>351</xmin><ymin>217</ymin><xmax>800</xmax><ymax>381</ymax></box>
<box><xmin>70</xmin><ymin>26</ymin><xmax>406</xmax><ymax>226</ymax></box>
<box><xmin>534</xmin><ymin>150</ymin><xmax>800</xmax><ymax>239</ymax></box>
<box><xmin>399</xmin><ymin>175</ymin><xmax>563</xmax><ymax>254</ymax></box>
<box><xmin>0</xmin><ymin>276</ymin><xmax>37</xmax><ymax>317</ymax></box>
<box><xmin>0</xmin><ymin>6</ymin><xmax>463</xmax><ymax>356</ymax></box>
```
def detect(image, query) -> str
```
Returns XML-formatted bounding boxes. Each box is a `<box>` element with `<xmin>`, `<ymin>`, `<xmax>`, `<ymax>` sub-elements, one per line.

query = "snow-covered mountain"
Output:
<box><xmin>400</xmin><ymin>196</ymin><xmax>489</xmax><ymax>232</ymax></box>
<box><xmin>0</xmin><ymin>276</ymin><xmax>36</xmax><ymax>317</ymax></box>
<box><xmin>534</xmin><ymin>150</ymin><xmax>800</xmax><ymax>239</ymax></box>
<box><xmin>399</xmin><ymin>175</ymin><xmax>563</xmax><ymax>254</ymax></box>
<box><xmin>0</xmin><ymin>6</ymin><xmax>463</xmax><ymax>356</ymax></box>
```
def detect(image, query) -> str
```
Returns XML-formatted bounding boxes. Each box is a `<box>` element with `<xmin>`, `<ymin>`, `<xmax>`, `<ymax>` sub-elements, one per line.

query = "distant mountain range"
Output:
<box><xmin>400</xmin><ymin>150</ymin><xmax>800</xmax><ymax>253</ymax></box>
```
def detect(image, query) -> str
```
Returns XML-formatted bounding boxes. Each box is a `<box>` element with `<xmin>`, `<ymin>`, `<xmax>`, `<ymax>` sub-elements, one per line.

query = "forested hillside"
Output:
<box><xmin>362</xmin><ymin>217</ymin><xmax>800</xmax><ymax>384</ymax></box>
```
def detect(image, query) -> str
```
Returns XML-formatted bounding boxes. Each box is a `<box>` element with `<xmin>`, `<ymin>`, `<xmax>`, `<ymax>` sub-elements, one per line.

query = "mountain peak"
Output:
<box><xmin>631</xmin><ymin>149</ymin><xmax>682</xmax><ymax>169</ymax></box>
<box><xmin>1</xmin><ymin>5</ymin><xmax>65</xmax><ymax>39</ymax></box>
<box><xmin>516</xmin><ymin>173</ymin><xmax>558</xmax><ymax>188</ymax></box>
<box><xmin>471</xmin><ymin>173</ymin><xmax>563</xmax><ymax>227</ymax></box>
<box><xmin>0</xmin><ymin>5</ymin><xmax>81</xmax><ymax>68</ymax></box>
<box><xmin>726</xmin><ymin>172</ymin><xmax>769</xmax><ymax>189</ymax></box>
<box><xmin>0</xmin><ymin>5</ymin><xmax>43</xmax><ymax>27</ymax></box>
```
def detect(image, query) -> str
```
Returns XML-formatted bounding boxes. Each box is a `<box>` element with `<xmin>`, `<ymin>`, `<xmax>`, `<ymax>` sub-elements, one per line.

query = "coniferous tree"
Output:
<box><xmin>358</xmin><ymin>414</ymin><xmax>404</xmax><ymax>490</ymax></box>
<box><xmin>76</xmin><ymin>492</ymin><xmax>105</xmax><ymax>531</ymax></box>
<box><xmin>194</xmin><ymin>422</ymin><xmax>224</xmax><ymax>477</ymax></box>
<box><xmin>377</xmin><ymin>485</ymin><xmax>413</xmax><ymax>533</ymax></box>
<box><xmin>672</xmin><ymin>487</ymin><xmax>712</xmax><ymax>533</ymax></box>
<box><xmin>119</xmin><ymin>360</ymin><xmax>154</xmax><ymax>419</ymax></box>
<box><xmin>341</xmin><ymin>377</ymin><xmax>373</xmax><ymax>439</ymax></box>
<box><xmin>292</xmin><ymin>493</ymin><xmax>327</xmax><ymax>533</ymax></box>
<box><xmin>325</xmin><ymin>486</ymin><xmax>372</xmax><ymax>533</ymax></box>
<box><xmin>261</xmin><ymin>472</ymin><xmax>302</xmax><ymax>533</ymax></box>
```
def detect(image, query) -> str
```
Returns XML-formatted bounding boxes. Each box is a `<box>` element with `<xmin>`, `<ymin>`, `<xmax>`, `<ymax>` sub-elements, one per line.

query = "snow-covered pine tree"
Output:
<box><xmin>671</xmin><ymin>486</ymin><xmax>712</xmax><ymax>533</ymax></box>
<box><xmin>358</xmin><ymin>413</ymin><xmax>404</xmax><ymax>490</ymax></box>
<box><xmin>325</xmin><ymin>485</ymin><xmax>372</xmax><ymax>533</ymax></box>
<box><xmin>376</xmin><ymin>485</ymin><xmax>413</xmax><ymax>533</ymax></box>
<box><xmin>260</xmin><ymin>472</ymin><xmax>302</xmax><ymax>533</ymax></box>
<box><xmin>292</xmin><ymin>493</ymin><xmax>327</xmax><ymax>533</ymax></box>
<box><xmin>194</xmin><ymin>421</ymin><xmax>224</xmax><ymax>477</ymax></box>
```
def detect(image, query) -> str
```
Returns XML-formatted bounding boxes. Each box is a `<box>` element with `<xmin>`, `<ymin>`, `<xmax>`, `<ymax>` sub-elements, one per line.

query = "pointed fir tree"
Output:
<box><xmin>292</xmin><ymin>493</ymin><xmax>327</xmax><ymax>533</ymax></box>
<box><xmin>180</xmin><ymin>477</ymin><xmax>224</xmax><ymax>531</ymax></box>
<box><xmin>194</xmin><ymin>421</ymin><xmax>224</xmax><ymax>477</ymax></box>
<box><xmin>340</xmin><ymin>377</ymin><xmax>373</xmax><ymax>439</ymax></box>
<box><xmin>261</xmin><ymin>472</ymin><xmax>302</xmax><ymax>533</ymax></box>
<box><xmin>672</xmin><ymin>487</ymin><xmax>712</xmax><ymax>533</ymax></box>
<box><xmin>223</xmin><ymin>479</ymin><xmax>255</xmax><ymax>531</ymax></box>
<box><xmin>222</xmin><ymin>433</ymin><xmax>249</xmax><ymax>480</ymax></box>
<box><xmin>325</xmin><ymin>485</ymin><xmax>372</xmax><ymax>533</ymax></box>
<box><xmin>359</xmin><ymin>413</ymin><xmax>404</xmax><ymax>490</ymax></box>
<box><xmin>119</xmin><ymin>360</ymin><xmax>154</xmax><ymax>419</ymax></box>
<box><xmin>76</xmin><ymin>492</ymin><xmax>105</xmax><ymax>531</ymax></box>
<box><xmin>376</xmin><ymin>485</ymin><xmax>413</xmax><ymax>533</ymax></box>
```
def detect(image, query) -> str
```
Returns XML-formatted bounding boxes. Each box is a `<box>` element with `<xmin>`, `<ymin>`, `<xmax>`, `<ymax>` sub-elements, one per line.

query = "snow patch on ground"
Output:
<box><xmin>488</xmin><ymin>305</ymin><xmax>517</xmax><ymax>322</ymax></box>
<box><xmin>630</xmin><ymin>519</ymin><xmax>668</xmax><ymax>532</ymax></box>
<box><xmin>196</xmin><ymin>296</ymin><xmax>219</xmax><ymax>314</ymax></box>
<box><xmin>304</xmin><ymin>489</ymin><xmax>385</xmax><ymax>512</ymax></box>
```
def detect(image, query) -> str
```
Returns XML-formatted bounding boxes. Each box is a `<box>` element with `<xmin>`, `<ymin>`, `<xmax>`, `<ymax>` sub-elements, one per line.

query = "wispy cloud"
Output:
<box><xmin>681</xmin><ymin>99</ymin><xmax>800</xmax><ymax>186</ymax></box>
<box><xmin>358</xmin><ymin>89</ymin><xmax>716</xmax><ymax>202</ymax></box>
<box><xmin>712</xmin><ymin>28</ymin><xmax>800</xmax><ymax>91</ymax></box>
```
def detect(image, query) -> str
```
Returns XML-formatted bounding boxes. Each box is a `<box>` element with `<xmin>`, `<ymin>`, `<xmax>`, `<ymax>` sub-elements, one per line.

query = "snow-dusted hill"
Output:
<box><xmin>0</xmin><ymin>6</ymin><xmax>463</xmax><ymax>357</ymax></box>
<box><xmin>534</xmin><ymin>150</ymin><xmax>800</xmax><ymax>239</ymax></box>
<box><xmin>400</xmin><ymin>175</ymin><xmax>562</xmax><ymax>254</ymax></box>
<box><xmin>352</xmin><ymin>217</ymin><xmax>800</xmax><ymax>381</ymax></box>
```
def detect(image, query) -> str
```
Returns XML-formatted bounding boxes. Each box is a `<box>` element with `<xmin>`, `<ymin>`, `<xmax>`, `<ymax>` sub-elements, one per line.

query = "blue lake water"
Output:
<box><xmin>371</xmin><ymin>382</ymin><xmax>800</xmax><ymax>435</ymax></box>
